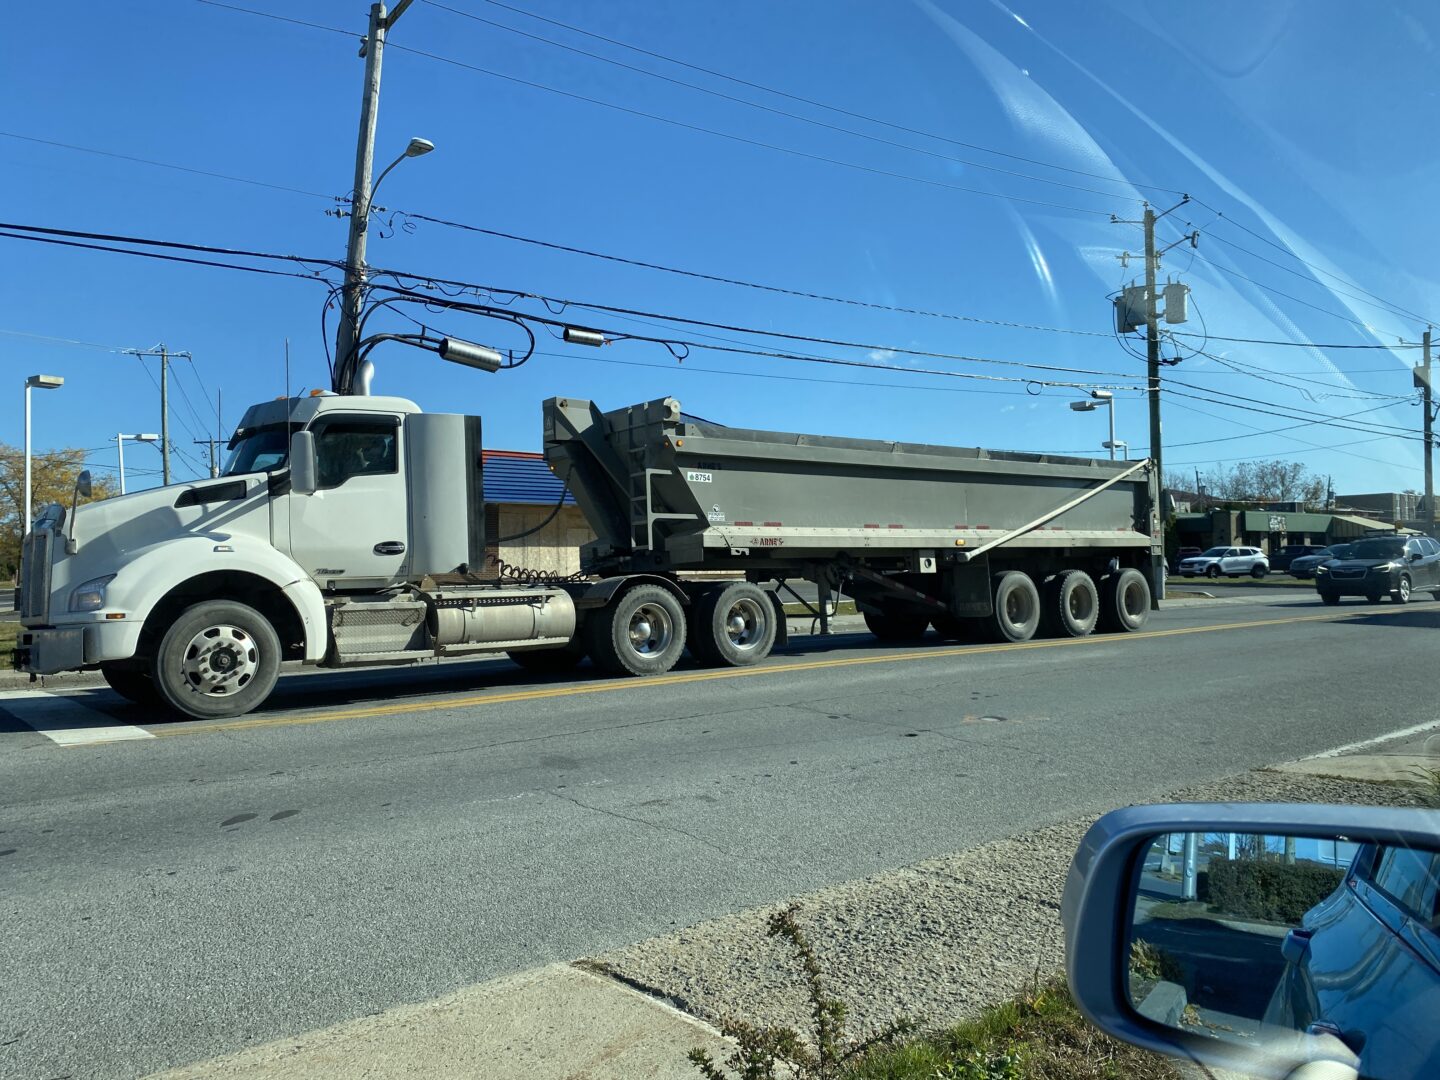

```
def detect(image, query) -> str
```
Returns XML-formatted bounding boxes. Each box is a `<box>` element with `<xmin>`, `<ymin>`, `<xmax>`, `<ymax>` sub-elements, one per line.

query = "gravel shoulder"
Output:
<box><xmin>590</xmin><ymin>769</ymin><xmax>1426</xmax><ymax>1043</ymax></box>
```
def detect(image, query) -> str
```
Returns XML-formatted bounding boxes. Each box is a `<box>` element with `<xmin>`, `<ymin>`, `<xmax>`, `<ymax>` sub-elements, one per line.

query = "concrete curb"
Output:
<box><xmin>141</xmin><ymin>962</ymin><xmax>730</xmax><ymax>1080</ymax></box>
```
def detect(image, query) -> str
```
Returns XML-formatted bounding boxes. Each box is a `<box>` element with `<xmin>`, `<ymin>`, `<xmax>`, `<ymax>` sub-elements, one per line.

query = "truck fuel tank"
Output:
<box><xmin>427</xmin><ymin>588</ymin><xmax>577</xmax><ymax>647</ymax></box>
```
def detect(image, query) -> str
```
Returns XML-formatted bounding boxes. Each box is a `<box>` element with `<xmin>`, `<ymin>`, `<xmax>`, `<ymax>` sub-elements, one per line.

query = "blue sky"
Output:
<box><xmin>4</xmin><ymin>0</ymin><xmax>1438</xmax><ymax>493</ymax></box>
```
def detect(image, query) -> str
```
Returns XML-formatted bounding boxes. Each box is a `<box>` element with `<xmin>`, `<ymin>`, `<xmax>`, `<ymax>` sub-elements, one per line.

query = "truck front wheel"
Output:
<box><xmin>587</xmin><ymin>585</ymin><xmax>687</xmax><ymax>677</ymax></box>
<box><xmin>151</xmin><ymin>600</ymin><xmax>281</xmax><ymax>720</ymax></box>
<box><xmin>100</xmin><ymin>664</ymin><xmax>162</xmax><ymax>707</ymax></box>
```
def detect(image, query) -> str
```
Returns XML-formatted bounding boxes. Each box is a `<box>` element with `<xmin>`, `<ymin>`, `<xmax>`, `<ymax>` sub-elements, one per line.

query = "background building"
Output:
<box><xmin>482</xmin><ymin>450</ymin><xmax>594</xmax><ymax>578</ymax></box>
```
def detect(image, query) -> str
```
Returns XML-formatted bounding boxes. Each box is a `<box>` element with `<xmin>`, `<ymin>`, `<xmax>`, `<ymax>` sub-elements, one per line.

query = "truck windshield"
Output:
<box><xmin>223</xmin><ymin>424</ymin><xmax>292</xmax><ymax>475</ymax></box>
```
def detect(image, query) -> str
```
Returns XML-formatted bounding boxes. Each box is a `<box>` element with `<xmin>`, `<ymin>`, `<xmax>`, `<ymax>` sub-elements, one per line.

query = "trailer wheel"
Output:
<box><xmin>1045</xmin><ymin>570</ymin><xmax>1099</xmax><ymax>638</ymax></box>
<box><xmin>100</xmin><ymin>664</ymin><xmax>162</xmax><ymax>706</ymax></box>
<box><xmin>1099</xmin><ymin>568</ymin><xmax>1151</xmax><ymax>632</ymax></box>
<box><xmin>150</xmin><ymin>600</ymin><xmax>281</xmax><ymax>720</ymax></box>
<box><xmin>588</xmin><ymin>585</ymin><xmax>687</xmax><ymax>676</ymax></box>
<box><xmin>863</xmin><ymin>610</ymin><xmax>930</xmax><ymax>642</ymax></box>
<box><xmin>507</xmin><ymin>644</ymin><xmax>585</xmax><ymax>674</ymax></box>
<box><xmin>690</xmin><ymin>582</ymin><xmax>777</xmax><ymax>667</ymax></box>
<box><xmin>930</xmin><ymin>614</ymin><xmax>973</xmax><ymax>641</ymax></box>
<box><xmin>985</xmin><ymin>572</ymin><xmax>1041</xmax><ymax>643</ymax></box>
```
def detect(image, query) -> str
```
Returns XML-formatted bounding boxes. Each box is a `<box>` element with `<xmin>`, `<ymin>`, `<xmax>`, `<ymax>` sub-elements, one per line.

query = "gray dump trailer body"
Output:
<box><xmin>545</xmin><ymin>395</ymin><xmax>1161</xmax><ymax>632</ymax></box>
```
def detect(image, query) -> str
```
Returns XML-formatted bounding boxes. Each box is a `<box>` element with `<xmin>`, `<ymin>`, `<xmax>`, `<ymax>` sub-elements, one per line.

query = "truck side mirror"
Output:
<box><xmin>290</xmin><ymin>431</ymin><xmax>317</xmax><ymax>495</ymax></box>
<box><xmin>75</xmin><ymin>470</ymin><xmax>93</xmax><ymax>499</ymax></box>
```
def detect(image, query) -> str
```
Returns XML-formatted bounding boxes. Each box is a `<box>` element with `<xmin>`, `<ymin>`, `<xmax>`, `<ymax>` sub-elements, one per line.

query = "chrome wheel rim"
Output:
<box><xmin>181</xmin><ymin>624</ymin><xmax>258</xmax><ymax>696</ymax></box>
<box><xmin>1400</xmin><ymin>578</ymin><xmax>1411</xmax><ymax>601</ymax></box>
<box><xmin>724</xmin><ymin>597</ymin><xmax>767</xmax><ymax>651</ymax></box>
<box><xmin>627</xmin><ymin>603</ymin><xmax>674</xmax><ymax>656</ymax></box>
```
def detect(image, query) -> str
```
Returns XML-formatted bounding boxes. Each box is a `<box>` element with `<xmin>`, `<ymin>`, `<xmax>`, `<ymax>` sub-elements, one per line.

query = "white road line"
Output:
<box><xmin>1306</xmin><ymin>717</ymin><xmax>1440</xmax><ymax>759</ymax></box>
<box><xmin>0</xmin><ymin>688</ymin><xmax>155</xmax><ymax>745</ymax></box>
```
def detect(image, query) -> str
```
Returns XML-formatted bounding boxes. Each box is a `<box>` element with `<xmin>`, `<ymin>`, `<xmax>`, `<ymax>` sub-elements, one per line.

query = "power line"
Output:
<box><xmin>1187</xmin><ymin>249</ymin><xmax>1387</xmax><ymax>332</ymax></box>
<box><xmin>1191</xmin><ymin>197</ymin><xmax>1438</xmax><ymax>327</ymax></box>
<box><xmin>1168</xmin><ymin>330</ymin><xmax>1420</xmax><ymax>351</ymax></box>
<box><xmin>421</xmin><ymin>0</ymin><xmax>1144</xmax><ymax>202</ymax></box>
<box><xmin>0</xmin><ymin>130</ymin><xmax>334</xmax><ymax>200</ymax></box>
<box><xmin>390</xmin><ymin>210</ymin><xmax>1113</xmax><ymax>337</ymax></box>
<box><xmin>446</xmin><ymin>0</ymin><xmax>1190</xmax><ymax>197</ymax></box>
<box><xmin>192</xmin><ymin>0</ymin><xmax>1123</xmax><ymax>216</ymax></box>
<box><xmin>0</xmin><ymin>230</ymin><xmax>335</xmax><ymax>284</ymax></box>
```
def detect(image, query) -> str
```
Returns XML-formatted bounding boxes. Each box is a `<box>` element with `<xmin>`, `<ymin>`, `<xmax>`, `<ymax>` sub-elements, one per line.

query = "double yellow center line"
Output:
<box><xmin>151</xmin><ymin>605</ymin><xmax>1416</xmax><ymax>738</ymax></box>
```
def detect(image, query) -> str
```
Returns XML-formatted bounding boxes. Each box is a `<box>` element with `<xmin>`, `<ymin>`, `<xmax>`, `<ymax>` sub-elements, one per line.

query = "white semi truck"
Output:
<box><xmin>15</xmin><ymin>387</ymin><xmax>1160</xmax><ymax>721</ymax></box>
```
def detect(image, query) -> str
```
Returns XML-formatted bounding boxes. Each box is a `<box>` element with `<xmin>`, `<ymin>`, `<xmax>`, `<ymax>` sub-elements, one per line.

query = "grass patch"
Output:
<box><xmin>842</xmin><ymin>976</ymin><xmax>1180</xmax><ymax>1080</ymax></box>
<box><xmin>0</xmin><ymin>620</ymin><xmax>17</xmax><ymax>655</ymax></box>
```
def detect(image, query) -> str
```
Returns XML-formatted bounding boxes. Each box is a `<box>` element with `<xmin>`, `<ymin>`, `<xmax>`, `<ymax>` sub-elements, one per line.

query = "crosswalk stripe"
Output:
<box><xmin>0</xmin><ymin>688</ymin><xmax>156</xmax><ymax>745</ymax></box>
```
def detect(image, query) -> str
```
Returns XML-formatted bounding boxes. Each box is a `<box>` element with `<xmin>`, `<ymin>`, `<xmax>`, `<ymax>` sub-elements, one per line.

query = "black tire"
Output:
<box><xmin>100</xmin><ymin>664</ymin><xmax>163</xmax><ymax>706</ymax></box>
<box><xmin>985</xmin><ymin>571</ymin><xmax>1041</xmax><ymax>643</ymax></box>
<box><xmin>1099</xmin><ymin>568</ymin><xmax>1151</xmax><ymax>633</ymax></box>
<box><xmin>1365</xmin><ymin>592</ymin><xmax>1383</xmax><ymax>604</ymax></box>
<box><xmin>863</xmin><ymin>610</ymin><xmax>930</xmax><ymax>642</ymax></box>
<box><xmin>1251</xmin><ymin>564</ymin><xmax>1268</xmax><ymax>579</ymax></box>
<box><xmin>930</xmin><ymin>613</ymin><xmax>973</xmax><ymax>641</ymax></box>
<box><xmin>507</xmin><ymin>644</ymin><xmax>585</xmax><ymax>674</ymax></box>
<box><xmin>689</xmin><ymin>582</ymin><xmax>777</xmax><ymax>667</ymax></box>
<box><xmin>586</xmin><ymin>585</ymin><xmax>687</xmax><ymax>676</ymax></box>
<box><xmin>1206</xmin><ymin>565</ymin><xmax>1221</xmax><ymax>579</ymax></box>
<box><xmin>1392</xmin><ymin>575</ymin><xmax>1412</xmax><ymax>604</ymax></box>
<box><xmin>1044</xmin><ymin>570</ymin><xmax>1099</xmax><ymax>638</ymax></box>
<box><xmin>150</xmin><ymin>600</ymin><xmax>281</xmax><ymax>720</ymax></box>
<box><xmin>1319</xmin><ymin>591</ymin><xmax>1340</xmax><ymax>606</ymax></box>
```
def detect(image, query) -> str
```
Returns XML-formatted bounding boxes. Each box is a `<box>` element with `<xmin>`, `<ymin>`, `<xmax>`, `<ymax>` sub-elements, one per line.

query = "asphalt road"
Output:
<box><xmin>2</xmin><ymin>590</ymin><xmax>1436</xmax><ymax>1080</ymax></box>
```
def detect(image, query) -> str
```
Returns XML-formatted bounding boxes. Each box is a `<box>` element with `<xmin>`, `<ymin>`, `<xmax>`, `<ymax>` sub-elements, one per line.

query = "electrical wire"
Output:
<box><xmin>449</xmin><ymin>0</ymin><xmax>1191</xmax><ymax>197</ymax></box>
<box><xmin>386</xmin><ymin>209</ymin><xmax>1114</xmax><ymax>337</ymax></box>
<box><xmin>189</xmin><ymin>0</ymin><xmax>1124</xmax><ymax>216</ymax></box>
<box><xmin>1191</xmin><ymin>197</ymin><xmax>1439</xmax><ymax>327</ymax></box>
<box><xmin>0</xmin><ymin>230</ymin><xmax>335</xmax><ymax>284</ymax></box>
<box><xmin>421</xmin><ymin>0</ymin><xmax>1144</xmax><ymax>202</ymax></box>
<box><xmin>0</xmin><ymin>130</ymin><xmax>335</xmax><ymax>200</ymax></box>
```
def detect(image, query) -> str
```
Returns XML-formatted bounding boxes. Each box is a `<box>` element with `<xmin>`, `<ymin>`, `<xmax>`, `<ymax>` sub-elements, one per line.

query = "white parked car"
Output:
<box><xmin>1177</xmin><ymin>545</ymin><xmax>1269</xmax><ymax>579</ymax></box>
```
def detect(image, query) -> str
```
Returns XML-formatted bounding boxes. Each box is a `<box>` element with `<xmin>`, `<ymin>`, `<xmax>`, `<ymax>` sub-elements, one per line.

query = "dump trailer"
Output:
<box><xmin>546</xmin><ymin>395</ymin><xmax>1161</xmax><ymax>658</ymax></box>
<box><xmin>14</xmin><ymin>391</ymin><xmax>1159</xmax><ymax>722</ymax></box>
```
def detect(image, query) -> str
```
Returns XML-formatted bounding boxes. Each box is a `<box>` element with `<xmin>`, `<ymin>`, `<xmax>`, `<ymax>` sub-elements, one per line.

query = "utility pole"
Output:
<box><xmin>335</xmin><ymin>1</ymin><xmax>416</xmax><ymax>380</ymax></box>
<box><xmin>159</xmin><ymin>344</ymin><xmax>170</xmax><ymax>485</ymax></box>
<box><xmin>1113</xmin><ymin>197</ymin><xmax>1196</xmax><ymax>603</ymax></box>
<box><xmin>193</xmin><ymin>438</ymin><xmax>220</xmax><ymax>477</ymax></box>
<box><xmin>1420</xmin><ymin>328</ymin><xmax>1434</xmax><ymax>535</ymax></box>
<box><xmin>122</xmin><ymin>345</ymin><xmax>189</xmax><ymax>485</ymax></box>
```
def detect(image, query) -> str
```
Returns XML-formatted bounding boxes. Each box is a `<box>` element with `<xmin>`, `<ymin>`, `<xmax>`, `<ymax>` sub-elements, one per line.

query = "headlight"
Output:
<box><xmin>69</xmin><ymin>574</ymin><xmax>116</xmax><ymax>612</ymax></box>
<box><xmin>1372</xmin><ymin>562</ymin><xmax>1400</xmax><ymax>573</ymax></box>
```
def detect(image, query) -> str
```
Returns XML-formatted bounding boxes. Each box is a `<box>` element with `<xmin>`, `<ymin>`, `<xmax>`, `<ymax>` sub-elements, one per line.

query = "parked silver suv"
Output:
<box><xmin>1177</xmin><ymin>545</ymin><xmax>1270</xmax><ymax>579</ymax></box>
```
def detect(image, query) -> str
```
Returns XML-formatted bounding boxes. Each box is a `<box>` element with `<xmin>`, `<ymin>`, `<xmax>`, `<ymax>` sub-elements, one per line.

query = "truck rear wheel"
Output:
<box><xmin>986</xmin><ymin>571</ymin><xmax>1041</xmax><ymax>643</ymax></box>
<box><xmin>151</xmin><ymin>600</ymin><xmax>281</xmax><ymax>720</ymax></box>
<box><xmin>587</xmin><ymin>585</ymin><xmax>687</xmax><ymax>677</ymax></box>
<box><xmin>690</xmin><ymin>582</ymin><xmax>776</xmax><ymax>667</ymax></box>
<box><xmin>1099</xmin><ymin>568</ymin><xmax>1151</xmax><ymax>632</ymax></box>
<box><xmin>1045</xmin><ymin>570</ymin><xmax>1099</xmax><ymax>638</ymax></box>
<box><xmin>100</xmin><ymin>664</ymin><xmax>162</xmax><ymax>707</ymax></box>
<box><xmin>863</xmin><ymin>610</ymin><xmax>930</xmax><ymax>642</ymax></box>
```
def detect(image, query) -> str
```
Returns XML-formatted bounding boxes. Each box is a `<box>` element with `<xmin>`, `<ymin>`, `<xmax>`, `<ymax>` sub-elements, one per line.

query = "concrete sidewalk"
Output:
<box><xmin>143</xmin><ymin>963</ymin><xmax>729</xmax><ymax>1080</ymax></box>
<box><xmin>1273</xmin><ymin>721</ymin><xmax>1440</xmax><ymax>786</ymax></box>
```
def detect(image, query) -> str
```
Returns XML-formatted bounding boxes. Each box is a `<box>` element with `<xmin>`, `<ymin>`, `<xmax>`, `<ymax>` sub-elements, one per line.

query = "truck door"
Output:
<box><xmin>287</xmin><ymin>412</ymin><xmax>410</xmax><ymax>587</ymax></box>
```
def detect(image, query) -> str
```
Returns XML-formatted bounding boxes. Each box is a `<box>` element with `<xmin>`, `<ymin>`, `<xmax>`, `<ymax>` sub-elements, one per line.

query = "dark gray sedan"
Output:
<box><xmin>1289</xmin><ymin>543</ymin><xmax>1353</xmax><ymax>579</ymax></box>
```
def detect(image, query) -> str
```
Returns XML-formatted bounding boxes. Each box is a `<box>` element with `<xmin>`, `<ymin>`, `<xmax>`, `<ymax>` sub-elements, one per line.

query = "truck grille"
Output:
<box><xmin>20</xmin><ymin>530</ymin><xmax>51</xmax><ymax>620</ymax></box>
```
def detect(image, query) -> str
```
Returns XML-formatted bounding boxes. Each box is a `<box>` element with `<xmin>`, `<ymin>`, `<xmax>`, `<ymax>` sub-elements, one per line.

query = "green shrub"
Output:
<box><xmin>1203</xmin><ymin>857</ymin><xmax>1343</xmax><ymax>923</ymax></box>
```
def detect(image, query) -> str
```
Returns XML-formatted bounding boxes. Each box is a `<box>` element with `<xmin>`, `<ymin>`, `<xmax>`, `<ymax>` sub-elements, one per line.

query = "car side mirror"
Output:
<box><xmin>1410</xmin><ymin>551</ymin><xmax>1423</xmax><ymax>562</ymax></box>
<box><xmin>1063</xmin><ymin>803</ymin><xmax>1440</xmax><ymax>1080</ymax></box>
<box><xmin>289</xmin><ymin>431</ymin><xmax>317</xmax><ymax>495</ymax></box>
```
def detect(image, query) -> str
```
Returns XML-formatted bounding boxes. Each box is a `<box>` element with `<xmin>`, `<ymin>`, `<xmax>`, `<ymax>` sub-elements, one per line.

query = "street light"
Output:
<box><xmin>1069</xmin><ymin>389</ymin><xmax>1119</xmax><ymax>460</ymax></box>
<box><xmin>23</xmin><ymin>374</ymin><xmax>64</xmax><ymax>535</ymax></box>
<box><xmin>335</xmin><ymin>135</ymin><xmax>435</xmax><ymax>382</ymax></box>
<box><xmin>115</xmin><ymin>433</ymin><xmax>160</xmax><ymax>495</ymax></box>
